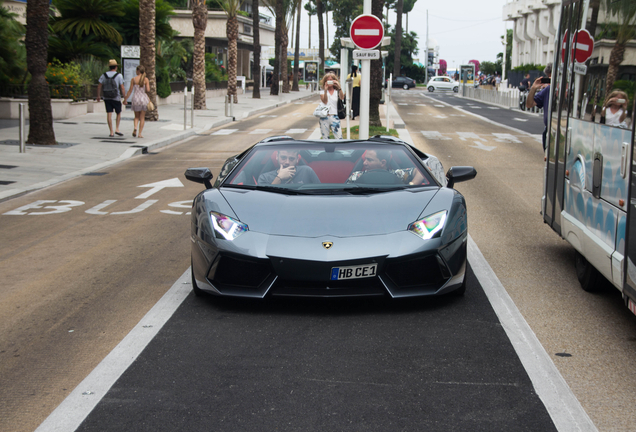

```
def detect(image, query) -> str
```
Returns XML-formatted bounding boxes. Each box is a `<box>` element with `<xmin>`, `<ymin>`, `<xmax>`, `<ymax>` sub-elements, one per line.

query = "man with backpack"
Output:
<box><xmin>96</xmin><ymin>59</ymin><xmax>126</xmax><ymax>137</ymax></box>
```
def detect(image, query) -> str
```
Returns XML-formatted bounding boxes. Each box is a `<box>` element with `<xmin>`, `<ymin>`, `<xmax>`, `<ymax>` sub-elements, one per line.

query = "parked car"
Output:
<box><xmin>426</xmin><ymin>76</ymin><xmax>459</xmax><ymax>93</ymax></box>
<box><xmin>387</xmin><ymin>76</ymin><xmax>416</xmax><ymax>90</ymax></box>
<box><xmin>186</xmin><ymin>136</ymin><xmax>477</xmax><ymax>300</ymax></box>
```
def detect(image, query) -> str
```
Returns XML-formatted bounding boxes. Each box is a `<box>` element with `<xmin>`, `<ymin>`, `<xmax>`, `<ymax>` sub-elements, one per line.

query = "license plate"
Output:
<box><xmin>330</xmin><ymin>264</ymin><xmax>377</xmax><ymax>280</ymax></box>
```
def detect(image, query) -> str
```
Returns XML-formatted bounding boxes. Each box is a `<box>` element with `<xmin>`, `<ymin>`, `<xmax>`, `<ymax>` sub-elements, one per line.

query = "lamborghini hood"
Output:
<box><xmin>219</xmin><ymin>188</ymin><xmax>439</xmax><ymax>237</ymax></box>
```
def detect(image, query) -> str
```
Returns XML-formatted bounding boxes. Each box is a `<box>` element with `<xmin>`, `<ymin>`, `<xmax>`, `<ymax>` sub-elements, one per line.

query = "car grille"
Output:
<box><xmin>210</xmin><ymin>254</ymin><xmax>273</xmax><ymax>289</ymax></box>
<box><xmin>270</xmin><ymin>277</ymin><xmax>386</xmax><ymax>297</ymax></box>
<box><xmin>384</xmin><ymin>254</ymin><xmax>450</xmax><ymax>289</ymax></box>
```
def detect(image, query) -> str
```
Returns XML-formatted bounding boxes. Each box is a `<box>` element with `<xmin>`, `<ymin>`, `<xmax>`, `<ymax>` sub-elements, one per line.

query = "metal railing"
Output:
<box><xmin>460</xmin><ymin>84</ymin><xmax>543</xmax><ymax>114</ymax></box>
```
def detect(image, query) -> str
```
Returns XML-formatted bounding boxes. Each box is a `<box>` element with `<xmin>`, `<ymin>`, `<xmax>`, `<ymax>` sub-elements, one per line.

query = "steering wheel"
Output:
<box><xmin>355</xmin><ymin>169</ymin><xmax>403</xmax><ymax>185</ymax></box>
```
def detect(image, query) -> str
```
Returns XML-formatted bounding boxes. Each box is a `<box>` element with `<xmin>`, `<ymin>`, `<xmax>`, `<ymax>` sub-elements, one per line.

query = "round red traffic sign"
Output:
<box><xmin>562</xmin><ymin>29</ymin><xmax>594</xmax><ymax>63</ymax></box>
<box><xmin>573</xmin><ymin>29</ymin><xmax>594</xmax><ymax>63</ymax></box>
<box><xmin>350</xmin><ymin>14</ymin><xmax>384</xmax><ymax>50</ymax></box>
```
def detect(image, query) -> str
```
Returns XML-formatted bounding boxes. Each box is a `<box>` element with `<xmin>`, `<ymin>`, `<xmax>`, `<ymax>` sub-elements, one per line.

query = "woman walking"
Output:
<box><xmin>318</xmin><ymin>73</ymin><xmax>345</xmax><ymax>139</ymax></box>
<box><xmin>347</xmin><ymin>65</ymin><xmax>361</xmax><ymax>119</ymax></box>
<box><xmin>123</xmin><ymin>65</ymin><xmax>150</xmax><ymax>138</ymax></box>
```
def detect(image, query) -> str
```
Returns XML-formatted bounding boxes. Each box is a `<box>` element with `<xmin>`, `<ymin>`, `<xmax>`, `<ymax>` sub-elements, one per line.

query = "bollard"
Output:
<box><xmin>230</xmin><ymin>95</ymin><xmax>234</xmax><ymax>119</ymax></box>
<box><xmin>19</xmin><ymin>103</ymin><xmax>25</xmax><ymax>153</ymax></box>
<box><xmin>184</xmin><ymin>94</ymin><xmax>187</xmax><ymax>130</ymax></box>
<box><xmin>191</xmin><ymin>91</ymin><xmax>194</xmax><ymax>128</ymax></box>
<box><xmin>225</xmin><ymin>95</ymin><xmax>229</xmax><ymax>117</ymax></box>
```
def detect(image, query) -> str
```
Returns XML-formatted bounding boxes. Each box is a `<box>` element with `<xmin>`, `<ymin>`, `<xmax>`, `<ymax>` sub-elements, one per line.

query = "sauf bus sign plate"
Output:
<box><xmin>353</xmin><ymin>50</ymin><xmax>380</xmax><ymax>60</ymax></box>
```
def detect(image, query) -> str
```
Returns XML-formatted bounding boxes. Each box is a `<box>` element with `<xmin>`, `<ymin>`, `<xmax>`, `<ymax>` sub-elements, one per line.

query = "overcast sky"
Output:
<box><xmin>267</xmin><ymin>0</ymin><xmax>509</xmax><ymax>72</ymax></box>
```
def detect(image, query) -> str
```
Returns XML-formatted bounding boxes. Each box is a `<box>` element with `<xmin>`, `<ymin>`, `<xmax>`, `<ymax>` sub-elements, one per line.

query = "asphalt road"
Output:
<box><xmin>74</xmin><ymin>266</ymin><xmax>555</xmax><ymax>432</ymax></box>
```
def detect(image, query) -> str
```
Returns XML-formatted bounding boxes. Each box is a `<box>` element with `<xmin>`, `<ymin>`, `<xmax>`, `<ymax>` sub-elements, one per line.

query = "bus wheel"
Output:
<box><xmin>575</xmin><ymin>251</ymin><xmax>601</xmax><ymax>292</ymax></box>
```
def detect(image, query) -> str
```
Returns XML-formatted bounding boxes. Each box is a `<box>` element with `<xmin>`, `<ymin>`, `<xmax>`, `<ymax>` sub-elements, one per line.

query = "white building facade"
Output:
<box><xmin>502</xmin><ymin>0</ymin><xmax>561</xmax><ymax>68</ymax></box>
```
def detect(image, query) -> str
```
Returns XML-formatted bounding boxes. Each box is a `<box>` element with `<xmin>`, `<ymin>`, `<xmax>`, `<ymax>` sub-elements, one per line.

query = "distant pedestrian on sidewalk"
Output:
<box><xmin>96</xmin><ymin>59</ymin><xmax>125</xmax><ymax>137</ymax></box>
<box><xmin>318</xmin><ymin>73</ymin><xmax>344</xmax><ymax>139</ymax></box>
<box><xmin>123</xmin><ymin>65</ymin><xmax>150</xmax><ymax>138</ymax></box>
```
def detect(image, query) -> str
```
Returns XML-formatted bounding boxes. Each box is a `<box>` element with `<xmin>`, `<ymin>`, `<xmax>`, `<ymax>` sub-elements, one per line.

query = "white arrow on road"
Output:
<box><xmin>470</xmin><ymin>141</ymin><xmax>496</xmax><ymax>151</ymax></box>
<box><xmin>136</xmin><ymin>178</ymin><xmax>184</xmax><ymax>199</ymax></box>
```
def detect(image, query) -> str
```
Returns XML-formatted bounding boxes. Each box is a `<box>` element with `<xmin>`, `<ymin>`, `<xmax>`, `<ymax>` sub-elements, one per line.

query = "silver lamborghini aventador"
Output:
<box><xmin>186</xmin><ymin>136</ymin><xmax>476</xmax><ymax>299</ymax></box>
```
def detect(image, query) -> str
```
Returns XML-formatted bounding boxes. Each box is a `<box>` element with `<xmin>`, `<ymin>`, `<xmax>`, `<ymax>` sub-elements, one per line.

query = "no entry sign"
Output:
<box><xmin>562</xmin><ymin>29</ymin><xmax>594</xmax><ymax>63</ymax></box>
<box><xmin>350</xmin><ymin>15</ymin><xmax>384</xmax><ymax>50</ymax></box>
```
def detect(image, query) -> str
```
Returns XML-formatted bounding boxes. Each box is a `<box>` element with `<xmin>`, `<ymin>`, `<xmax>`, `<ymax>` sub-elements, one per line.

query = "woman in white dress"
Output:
<box><xmin>602</xmin><ymin>90</ymin><xmax>629</xmax><ymax>128</ymax></box>
<box><xmin>318</xmin><ymin>73</ymin><xmax>345</xmax><ymax>139</ymax></box>
<box><xmin>123</xmin><ymin>65</ymin><xmax>151</xmax><ymax>138</ymax></box>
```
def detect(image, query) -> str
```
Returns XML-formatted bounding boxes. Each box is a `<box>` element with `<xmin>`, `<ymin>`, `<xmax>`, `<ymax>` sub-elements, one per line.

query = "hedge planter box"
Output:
<box><xmin>0</xmin><ymin>98</ymin><xmax>88</xmax><ymax>120</ymax></box>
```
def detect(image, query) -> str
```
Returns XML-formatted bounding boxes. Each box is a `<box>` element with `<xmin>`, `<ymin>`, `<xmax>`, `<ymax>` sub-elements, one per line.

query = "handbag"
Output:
<box><xmin>337</xmin><ymin>98</ymin><xmax>346</xmax><ymax>119</ymax></box>
<box><xmin>313</xmin><ymin>104</ymin><xmax>329</xmax><ymax>118</ymax></box>
<box><xmin>147</xmin><ymin>100</ymin><xmax>154</xmax><ymax>111</ymax></box>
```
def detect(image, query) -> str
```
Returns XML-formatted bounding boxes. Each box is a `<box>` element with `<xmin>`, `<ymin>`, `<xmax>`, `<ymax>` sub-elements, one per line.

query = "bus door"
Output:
<box><xmin>543</xmin><ymin>0</ymin><xmax>584</xmax><ymax>234</ymax></box>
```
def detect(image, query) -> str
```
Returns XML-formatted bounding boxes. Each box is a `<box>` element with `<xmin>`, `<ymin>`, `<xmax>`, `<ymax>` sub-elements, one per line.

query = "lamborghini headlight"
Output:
<box><xmin>408</xmin><ymin>211</ymin><xmax>447</xmax><ymax>240</ymax></box>
<box><xmin>210</xmin><ymin>211</ymin><xmax>248</xmax><ymax>240</ymax></box>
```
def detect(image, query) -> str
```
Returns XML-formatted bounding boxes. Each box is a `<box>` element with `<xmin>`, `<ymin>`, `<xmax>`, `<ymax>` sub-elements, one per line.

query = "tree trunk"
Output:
<box><xmin>227</xmin><ymin>16</ymin><xmax>238</xmax><ymax>103</ymax></box>
<box><xmin>192</xmin><ymin>0</ymin><xmax>207</xmax><ymax>109</ymax></box>
<box><xmin>605</xmin><ymin>42</ymin><xmax>625</xmax><ymax>97</ymax></box>
<box><xmin>271</xmin><ymin>0</ymin><xmax>283</xmax><ymax>95</ymax></box>
<box><xmin>370</xmin><ymin>0</ymin><xmax>385</xmax><ymax>127</ymax></box>
<box><xmin>140</xmin><ymin>0</ymin><xmax>158</xmax><ymax>120</ymax></box>
<box><xmin>308</xmin><ymin>10</ymin><xmax>311</xmax><ymax>49</ymax></box>
<box><xmin>252</xmin><ymin>0</ymin><xmax>261</xmax><ymax>98</ymax></box>
<box><xmin>26</xmin><ymin>0</ymin><xmax>56</xmax><ymax>145</ymax></box>
<box><xmin>281</xmin><ymin>29</ymin><xmax>290</xmax><ymax>93</ymax></box>
<box><xmin>393</xmin><ymin>0</ymin><xmax>403</xmax><ymax>78</ymax></box>
<box><xmin>586</xmin><ymin>0</ymin><xmax>600</xmax><ymax>37</ymax></box>
<box><xmin>317</xmin><ymin>0</ymin><xmax>324</xmax><ymax>74</ymax></box>
<box><xmin>292</xmin><ymin>0</ymin><xmax>301</xmax><ymax>92</ymax></box>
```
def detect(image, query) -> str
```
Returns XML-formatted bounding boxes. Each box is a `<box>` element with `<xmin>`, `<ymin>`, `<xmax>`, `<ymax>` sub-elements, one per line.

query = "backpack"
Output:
<box><xmin>102</xmin><ymin>72</ymin><xmax>119</xmax><ymax>99</ymax></box>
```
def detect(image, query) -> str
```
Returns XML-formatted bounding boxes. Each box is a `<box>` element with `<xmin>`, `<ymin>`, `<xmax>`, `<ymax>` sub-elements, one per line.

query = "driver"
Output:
<box><xmin>258</xmin><ymin>149</ymin><xmax>320</xmax><ymax>185</ymax></box>
<box><xmin>346</xmin><ymin>149</ymin><xmax>426</xmax><ymax>185</ymax></box>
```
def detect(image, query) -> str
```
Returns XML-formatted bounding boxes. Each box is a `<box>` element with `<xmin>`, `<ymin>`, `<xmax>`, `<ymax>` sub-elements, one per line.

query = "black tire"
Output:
<box><xmin>453</xmin><ymin>86</ymin><xmax>458</xmax><ymax>93</ymax></box>
<box><xmin>191</xmin><ymin>261</ymin><xmax>205</xmax><ymax>296</ymax></box>
<box><xmin>428</xmin><ymin>86</ymin><xmax>435</xmax><ymax>92</ymax></box>
<box><xmin>403</xmin><ymin>84</ymin><xmax>409</xmax><ymax>90</ymax></box>
<box><xmin>519</xmin><ymin>96</ymin><xmax>527</xmax><ymax>111</ymax></box>
<box><xmin>575</xmin><ymin>251</ymin><xmax>601</xmax><ymax>292</ymax></box>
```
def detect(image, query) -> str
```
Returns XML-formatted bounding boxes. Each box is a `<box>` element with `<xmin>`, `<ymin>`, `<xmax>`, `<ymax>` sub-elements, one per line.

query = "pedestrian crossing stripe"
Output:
<box><xmin>249</xmin><ymin>129</ymin><xmax>273</xmax><ymax>134</ymax></box>
<box><xmin>285</xmin><ymin>129</ymin><xmax>307</xmax><ymax>134</ymax></box>
<box><xmin>211</xmin><ymin>129</ymin><xmax>239</xmax><ymax>135</ymax></box>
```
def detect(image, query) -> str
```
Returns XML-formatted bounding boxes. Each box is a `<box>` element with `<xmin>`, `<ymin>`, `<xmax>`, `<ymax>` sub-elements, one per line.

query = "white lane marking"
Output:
<box><xmin>416</xmin><ymin>104</ymin><xmax>427</xmax><ymax>107</ymax></box>
<box><xmin>135</xmin><ymin>178</ymin><xmax>184</xmax><ymax>199</ymax></box>
<box><xmin>434</xmin><ymin>105</ymin><xmax>445</xmax><ymax>107</ymax></box>
<box><xmin>421</xmin><ymin>131</ymin><xmax>451</xmax><ymax>141</ymax></box>
<box><xmin>259</xmin><ymin>115</ymin><xmax>277</xmax><ymax>118</ymax></box>
<box><xmin>450</xmin><ymin>114</ymin><xmax>466</xmax><ymax>117</ymax></box>
<box><xmin>86</xmin><ymin>200</ymin><xmax>117</xmax><ymax>215</ymax></box>
<box><xmin>514</xmin><ymin>118</ymin><xmax>528</xmax><ymax>122</ymax></box>
<box><xmin>457</xmin><ymin>132</ymin><xmax>484</xmax><ymax>141</ymax></box>
<box><xmin>249</xmin><ymin>129</ymin><xmax>273</xmax><ymax>135</ymax></box>
<box><xmin>433</xmin><ymin>115</ymin><xmax>447</xmax><ymax>119</ymax></box>
<box><xmin>110</xmin><ymin>200</ymin><xmax>158</xmax><ymax>215</ymax></box>
<box><xmin>285</xmin><ymin>128</ymin><xmax>307</xmax><ymax>134</ymax></box>
<box><xmin>3</xmin><ymin>200</ymin><xmax>84</xmax><ymax>215</ymax></box>
<box><xmin>398</xmin><ymin>103</ymin><xmax>408</xmax><ymax>105</ymax></box>
<box><xmin>488</xmin><ymin>107</ymin><xmax>500</xmax><ymax>110</ymax></box>
<box><xmin>467</xmin><ymin>236</ymin><xmax>598</xmax><ymax>432</ymax></box>
<box><xmin>211</xmin><ymin>129</ymin><xmax>239</xmax><ymax>135</ymax></box>
<box><xmin>307</xmin><ymin>128</ymin><xmax>322</xmax><ymax>140</ymax></box>
<box><xmin>493</xmin><ymin>133</ymin><xmax>522</xmax><ymax>143</ymax></box>
<box><xmin>407</xmin><ymin>113</ymin><xmax>423</xmax><ymax>115</ymax></box>
<box><xmin>470</xmin><ymin>141</ymin><xmax>496</xmax><ymax>151</ymax></box>
<box><xmin>34</xmin><ymin>269</ymin><xmax>192</xmax><ymax>432</ymax></box>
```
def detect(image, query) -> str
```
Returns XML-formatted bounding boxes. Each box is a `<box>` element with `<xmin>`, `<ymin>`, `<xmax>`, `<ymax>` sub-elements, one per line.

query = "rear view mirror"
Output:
<box><xmin>185</xmin><ymin>167</ymin><xmax>214</xmax><ymax>189</ymax></box>
<box><xmin>446</xmin><ymin>166</ymin><xmax>477</xmax><ymax>188</ymax></box>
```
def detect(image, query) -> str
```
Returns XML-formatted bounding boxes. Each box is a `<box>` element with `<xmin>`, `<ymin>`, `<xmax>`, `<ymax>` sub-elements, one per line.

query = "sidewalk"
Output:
<box><xmin>0</xmin><ymin>88</ymin><xmax>315</xmax><ymax>201</ymax></box>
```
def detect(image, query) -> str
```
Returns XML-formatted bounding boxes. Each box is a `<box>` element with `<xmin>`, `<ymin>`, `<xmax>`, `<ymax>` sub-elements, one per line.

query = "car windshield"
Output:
<box><xmin>223</xmin><ymin>142</ymin><xmax>435</xmax><ymax>194</ymax></box>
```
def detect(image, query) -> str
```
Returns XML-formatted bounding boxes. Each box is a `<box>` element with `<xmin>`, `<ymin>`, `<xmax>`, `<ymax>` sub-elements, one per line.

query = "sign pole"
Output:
<box><xmin>360</xmin><ymin>0</ymin><xmax>373</xmax><ymax>140</ymax></box>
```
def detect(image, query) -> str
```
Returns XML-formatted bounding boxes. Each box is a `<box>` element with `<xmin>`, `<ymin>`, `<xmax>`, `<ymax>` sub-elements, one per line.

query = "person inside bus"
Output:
<box><xmin>601</xmin><ymin>90</ymin><xmax>629</xmax><ymax>128</ymax></box>
<box><xmin>526</xmin><ymin>63</ymin><xmax>552</xmax><ymax>151</ymax></box>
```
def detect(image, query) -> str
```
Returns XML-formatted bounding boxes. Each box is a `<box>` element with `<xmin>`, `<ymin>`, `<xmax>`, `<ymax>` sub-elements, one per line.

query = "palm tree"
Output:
<box><xmin>304</xmin><ymin>1</ymin><xmax>315</xmax><ymax>49</ymax></box>
<box><xmin>392</xmin><ymin>0</ymin><xmax>403</xmax><ymax>78</ymax></box>
<box><xmin>192</xmin><ymin>0</ymin><xmax>207</xmax><ymax>109</ymax></box>
<box><xmin>251</xmin><ymin>0</ymin><xmax>261</xmax><ymax>98</ymax></box>
<box><xmin>271</xmin><ymin>0</ymin><xmax>283</xmax><ymax>95</ymax></box>
<box><xmin>26</xmin><ymin>0</ymin><xmax>56</xmax><ymax>144</ymax></box>
<box><xmin>220</xmin><ymin>0</ymin><xmax>241</xmax><ymax>103</ymax></box>
<box><xmin>316</xmin><ymin>0</ymin><xmax>324</xmax><ymax>73</ymax></box>
<box><xmin>603</xmin><ymin>0</ymin><xmax>636</xmax><ymax>95</ymax></box>
<box><xmin>369</xmin><ymin>0</ymin><xmax>384</xmax><ymax>127</ymax></box>
<box><xmin>0</xmin><ymin>3</ymin><xmax>26</xmax><ymax>85</ymax></box>
<box><xmin>140</xmin><ymin>0</ymin><xmax>158</xmax><ymax>120</ymax></box>
<box><xmin>292</xmin><ymin>0</ymin><xmax>301</xmax><ymax>91</ymax></box>
<box><xmin>51</xmin><ymin>0</ymin><xmax>124</xmax><ymax>45</ymax></box>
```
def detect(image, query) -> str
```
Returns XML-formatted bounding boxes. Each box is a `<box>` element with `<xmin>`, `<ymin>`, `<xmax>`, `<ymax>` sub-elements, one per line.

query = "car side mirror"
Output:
<box><xmin>185</xmin><ymin>167</ymin><xmax>214</xmax><ymax>189</ymax></box>
<box><xmin>446</xmin><ymin>166</ymin><xmax>477</xmax><ymax>189</ymax></box>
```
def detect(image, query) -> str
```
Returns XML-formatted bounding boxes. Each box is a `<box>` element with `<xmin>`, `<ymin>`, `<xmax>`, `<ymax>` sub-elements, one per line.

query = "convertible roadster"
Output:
<box><xmin>186</xmin><ymin>136</ymin><xmax>476</xmax><ymax>299</ymax></box>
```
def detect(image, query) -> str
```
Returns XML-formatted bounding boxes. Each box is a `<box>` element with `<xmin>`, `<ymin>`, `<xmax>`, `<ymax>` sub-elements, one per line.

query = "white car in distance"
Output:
<box><xmin>426</xmin><ymin>76</ymin><xmax>459</xmax><ymax>93</ymax></box>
